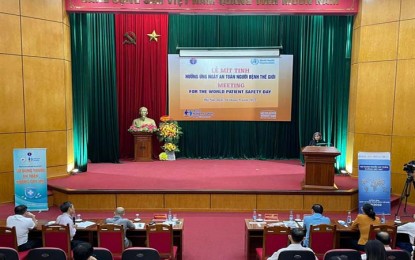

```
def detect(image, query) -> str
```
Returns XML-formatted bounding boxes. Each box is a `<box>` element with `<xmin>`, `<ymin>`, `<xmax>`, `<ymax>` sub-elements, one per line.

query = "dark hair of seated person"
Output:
<box><xmin>14</xmin><ymin>205</ymin><xmax>28</xmax><ymax>215</ymax></box>
<box><xmin>60</xmin><ymin>201</ymin><xmax>73</xmax><ymax>213</ymax></box>
<box><xmin>73</xmin><ymin>242</ymin><xmax>94</xmax><ymax>260</ymax></box>
<box><xmin>312</xmin><ymin>204</ymin><xmax>324</xmax><ymax>214</ymax></box>
<box><xmin>376</xmin><ymin>231</ymin><xmax>390</xmax><ymax>246</ymax></box>
<box><xmin>290</xmin><ymin>228</ymin><xmax>306</xmax><ymax>243</ymax></box>
<box><xmin>365</xmin><ymin>240</ymin><xmax>386</xmax><ymax>260</ymax></box>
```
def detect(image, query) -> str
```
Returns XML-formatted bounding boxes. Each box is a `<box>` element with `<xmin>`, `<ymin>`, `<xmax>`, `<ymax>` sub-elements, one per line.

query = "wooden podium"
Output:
<box><xmin>301</xmin><ymin>146</ymin><xmax>340</xmax><ymax>190</ymax></box>
<box><xmin>132</xmin><ymin>132</ymin><xmax>153</xmax><ymax>162</ymax></box>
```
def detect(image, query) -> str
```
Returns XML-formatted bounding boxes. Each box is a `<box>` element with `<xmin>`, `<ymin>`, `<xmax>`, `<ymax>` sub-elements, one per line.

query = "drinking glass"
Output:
<box><xmin>296</xmin><ymin>214</ymin><xmax>301</xmax><ymax>221</ymax></box>
<box><xmin>395</xmin><ymin>215</ymin><xmax>401</xmax><ymax>222</ymax></box>
<box><xmin>173</xmin><ymin>214</ymin><xmax>178</xmax><ymax>221</ymax></box>
<box><xmin>76</xmin><ymin>214</ymin><xmax>82</xmax><ymax>221</ymax></box>
<box><xmin>257</xmin><ymin>214</ymin><xmax>262</xmax><ymax>221</ymax></box>
<box><xmin>135</xmin><ymin>213</ymin><xmax>140</xmax><ymax>221</ymax></box>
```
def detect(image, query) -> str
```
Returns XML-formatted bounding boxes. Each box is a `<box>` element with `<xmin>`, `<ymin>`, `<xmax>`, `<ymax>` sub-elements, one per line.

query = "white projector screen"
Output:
<box><xmin>168</xmin><ymin>49</ymin><xmax>293</xmax><ymax>121</ymax></box>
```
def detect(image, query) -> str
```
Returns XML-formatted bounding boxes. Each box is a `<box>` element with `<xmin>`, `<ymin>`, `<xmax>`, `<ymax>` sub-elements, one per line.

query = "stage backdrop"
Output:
<box><xmin>69</xmin><ymin>14</ymin><xmax>352</xmax><ymax>171</ymax></box>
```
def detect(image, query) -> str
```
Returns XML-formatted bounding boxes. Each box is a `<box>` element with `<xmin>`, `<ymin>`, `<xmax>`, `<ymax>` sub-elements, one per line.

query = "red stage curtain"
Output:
<box><xmin>115</xmin><ymin>14</ymin><xmax>168</xmax><ymax>159</ymax></box>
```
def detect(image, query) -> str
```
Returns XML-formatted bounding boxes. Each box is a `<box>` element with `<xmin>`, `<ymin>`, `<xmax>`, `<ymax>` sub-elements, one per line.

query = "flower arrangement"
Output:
<box><xmin>157</xmin><ymin>116</ymin><xmax>183</xmax><ymax>155</ymax></box>
<box><xmin>162</xmin><ymin>142</ymin><xmax>179</xmax><ymax>152</ymax></box>
<box><xmin>159</xmin><ymin>152</ymin><xmax>168</xmax><ymax>161</ymax></box>
<box><xmin>157</xmin><ymin>117</ymin><xmax>182</xmax><ymax>144</ymax></box>
<box><xmin>128</xmin><ymin>123</ymin><xmax>158</xmax><ymax>133</ymax></box>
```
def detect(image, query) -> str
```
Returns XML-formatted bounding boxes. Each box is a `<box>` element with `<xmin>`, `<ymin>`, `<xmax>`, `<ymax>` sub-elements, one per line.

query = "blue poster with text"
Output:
<box><xmin>358</xmin><ymin>152</ymin><xmax>390</xmax><ymax>215</ymax></box>
<box><xmin>13</xmin><ymin>148</ymin><xmax>48</xmax><ymax>211</ymax></box>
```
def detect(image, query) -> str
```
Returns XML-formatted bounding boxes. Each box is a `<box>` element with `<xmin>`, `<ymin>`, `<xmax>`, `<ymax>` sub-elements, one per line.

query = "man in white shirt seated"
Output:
<box><xmin>267</xmin><ymin>228</ymin><xmax>317</xmax><ymax>260</ymax></box>
<box><xmin>56</xmin><ymin>201</ymin><xmax>83</xmax><ymax>248</ymax></box>
<box><xmin>6</xmin><ymin>204</ymin><xmax>42</xmax><ymax>251</ymax></box>
<box><xmin>361</xmin><ymin>231</ymin><xmax>392</xmax><ymax>260</ymax></box>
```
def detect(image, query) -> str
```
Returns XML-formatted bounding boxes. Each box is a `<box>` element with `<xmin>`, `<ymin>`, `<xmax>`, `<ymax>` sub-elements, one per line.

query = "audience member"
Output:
<box><xmin>350</xmin><ymin>203</ymin><xmax>381</xmax><ymax>251</ymax></box>
<box><xmin>303</xmin><ymin>203</ymin><xmax>331</xmax><ymax>247</ymax></box>
<box><xmin>105</xmin><ymin>207</ymin><xmax>135</xmax><ymax>247</ymax></box>
<box><xmin>56</xmin><ymin>201</ymin><xmax>82</xmax><ymax>248</ymax></box>
<box><xmin>73</xmin><ymin>242</ymin><xmax>97</xmax><ymax>260</ymax></box>
<box><xmin>6</xmin><ymin>204</ymin><xmax>42</xmax><ymax>251</ymax></box>
<box><xmin>267</xmin><ymin>228</ymin><xmax>317</xmax><ymax>260</ymax></box>
<box><xmin>361</xmin><ymin>231</ymin><xmax>391</xmax><ymax>260</ymax></box>
<box><xmin>364</xmin><ymin>240</ymin><xmax>386</xmax><ymax>260</ymax></box>
<box><xmin>309</xmin><ymin>132</ymin><xmax>324</xmax><ymax>146</ymax></box>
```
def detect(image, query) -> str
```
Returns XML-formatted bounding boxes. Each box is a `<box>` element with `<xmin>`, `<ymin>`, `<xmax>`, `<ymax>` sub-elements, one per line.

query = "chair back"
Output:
<box><xmin>0</xmin><ymin>247</ymin><xmax>19</xmax><ymax>260</ymax></box>
<box><xmin>323</xmin><ymin>249</ymin><xmax>362</xmax><ymax>260</ymax></box>
<box><xmin>369</xmin><ymin>224</ymin><xmax>397</xmax><ymax>249</ymax></box>
<box><xmin>27</xmin><ymin>247</ymin><xmax>67</xmax><ymax>260</ymax></box>
<box><xmin>261</xmin><ymin>225</ymin><xmax>290</xmax><ymax>259</ymax></box>
<box><xmin>0</xmin><ymin>226</ymin><xmax>18</xmax><ymax>248</ymax></box>
<box><xmin>277</xmin><ymin>250</ymin><xmax>316</xmax><ymax>260</ymax></box>
<box><xmin>122</xmin><ymin>247</ymin><xmax>161</xmax><ymax>260</ymax></box>
<box><xmin>42</xmin><ymin>224</ymin><xmax>71</xmax><ymax>256</ymax></box>
<box><xmin>146</xmin><ymin>224</ymin><xmax>175</xmax><ymax>259</ymax></box>
<box><xmin>308</xmin><ymin>224</ymin><xmax>336</xmax><ymax>258</ymax></box>
<box><xmin>97</xmin><ymin>224</ymin><xmax>125</xmax><ymax>255</ymax></box>
<box><xmin>386</xmin><ymin>249</ymin><xmax>411</xmax><ymax>260</ymax></box>
<box><xmin>93</xmin><ymin>247</ymin><xmax>114</xmax><ymax>260</ymax></box>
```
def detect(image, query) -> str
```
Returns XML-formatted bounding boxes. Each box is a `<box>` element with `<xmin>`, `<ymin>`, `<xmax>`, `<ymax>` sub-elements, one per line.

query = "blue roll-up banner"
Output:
<box><xmin>13</xmin><ymin>148</ymin><xmax>48</xmax><ymax>211</ymax></box>
<box><xmin>358</xmin><ymin>152</ymin><xmax>391</xmax><ymax>215</ymax></box>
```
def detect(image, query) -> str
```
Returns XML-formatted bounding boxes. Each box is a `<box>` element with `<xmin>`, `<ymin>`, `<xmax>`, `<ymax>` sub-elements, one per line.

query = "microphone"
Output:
<box><xmin>73</xmin><ymin>216</ymin><xmax>76</xmax><ymax>224</ymax></box>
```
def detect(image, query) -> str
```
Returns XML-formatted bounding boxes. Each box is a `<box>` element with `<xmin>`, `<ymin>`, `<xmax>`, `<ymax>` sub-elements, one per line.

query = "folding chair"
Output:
<box><xmin>27</xmin><ymin>247</ymin><xmax>67</xmax><ymax>260</ymax></box>
<box><xmin>277</xmin><ymin>250</ymin><xmax>316</xmax><ymax>260</ymax></box>
<box><xmin>323</xmin><ymin>249</ymin><xmax>362</xmax><ymax>260</ymax></box>
<box><xmin>42</xmin><ymin>224</ymin><xmax>71</xmax><ymax>258</ymax></box>
<box><xmin>122</xmin><ymin>247</ymin><xmax>161</xmax><ymax>260</ymax></box>
<box><xmin>97</xmin><ymin>224</ymin><xmax>125</xmax><ymax>260</ymax></box>
<box><xmin>255</xmin><ymin>225</ymin><xmax>290</xmax><ymax>260</ymax></box>
<box><xmin>369</xmin><ymin>224</ymin><xmax>397</xmax><ymax>249</ymax></box>
<box><xmin>146</xmin><ymin>224</ymin><xmax>177</xmax><ymax>260</ymax></box>
<box><xmin>93</xmin><ymin>247</ymin><xmax>114</xmax><ymax>260</ymax></box>
<box><xmin>385</xmin><ymin>249</ymin><xmax>411</xmax><ymax>260</ymax></box>
<box><xmin>0</xmin><ymin>247</ymin><xmax>20</xmax><ymax>260</ymax></box>
<box><xmin>308</xmin><ymin>224</ymin><xmax>336</xmax><ymax>259</ymax></box>
<box><xmin>0</xmin><ymin>226</ymin><xmax>30</xmax><ymax>259</ymax></box>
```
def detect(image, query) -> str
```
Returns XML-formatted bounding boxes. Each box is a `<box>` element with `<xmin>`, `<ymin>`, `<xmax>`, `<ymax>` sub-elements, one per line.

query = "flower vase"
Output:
<box><xmin>166</xmin><ymin>151</ymin><xmax>176</xmax><ymax>161</ymax></box>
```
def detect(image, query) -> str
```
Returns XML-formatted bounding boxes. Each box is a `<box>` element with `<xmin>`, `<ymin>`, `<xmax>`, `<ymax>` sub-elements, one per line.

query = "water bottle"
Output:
<box><xmin>289</xmin><ymin>210</ymin><xmax>294</xmax><ymax>221</ymax></box>
<box><xmin>168</xmin><ymin>209</ymin><xmax>172</xmax><ymax>221</ymax></box>
<box><xmin>381</xmin><ymin>213</ymin><xmax>385</xmax><ymax>224</ymax></box>
<box><xmin>346</xmin><ymin>211</ymin><xmax>352</xmax><ymax>225</ymax></box>
<box><xmin>252</xmin><ymin>209</ymin><xmax>257</xmax><ymax>221</ymax></box>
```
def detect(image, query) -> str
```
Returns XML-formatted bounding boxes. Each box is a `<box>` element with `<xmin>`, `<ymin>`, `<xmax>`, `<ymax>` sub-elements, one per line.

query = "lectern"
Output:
<box><xmin>301</xmin><ymin>146</ymin><xmax>340</xmax><ymax>190</ymax></box>
<box><xmin>132</xmin><ymin>132</ymin><xmax>153</xmax><ymax>162</ymax></box>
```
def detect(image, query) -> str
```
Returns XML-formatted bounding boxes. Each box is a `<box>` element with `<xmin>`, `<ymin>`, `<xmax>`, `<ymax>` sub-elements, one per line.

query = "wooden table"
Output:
<box><xmin>1</xmin><ymin>218</ymin><xmax>184</xmax><ymax>260</ymax></box>
<box><xmin>244</xmin><ymin>218</ymin><xmax>401</xmax><ymax>260</ymax></box>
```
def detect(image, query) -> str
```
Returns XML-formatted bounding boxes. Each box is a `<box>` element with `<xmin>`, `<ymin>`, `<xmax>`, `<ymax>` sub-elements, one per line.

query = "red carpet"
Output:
<box><xmin>48</xmin><ymin>159</ymin><xmax>357</xmax><ymax>191</ymax></box>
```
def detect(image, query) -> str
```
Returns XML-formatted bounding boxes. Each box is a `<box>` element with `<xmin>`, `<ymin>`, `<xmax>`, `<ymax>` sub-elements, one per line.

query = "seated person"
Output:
<box><xmin>6</xmin><ymin>204</ymin><xmax>42</xmax><ymax>251</ymax></box>
<box><xmin>309</xmin><ymin>132</ymin><xmax>325</xmax><ymax>146</ymax></box>
<box><xmin>361</xmin><ymin>231</ymin><xmax>391</xmax><ymax>260</ymax></box>
<box><xmin>267</xmin><ymin>228</ymin><xmax>317</xmax><ymax>260</ymax></box>
<box><xmin>105</xmin><ymin>207</ymin><xmax>135</xmax><ymax>247</ymax></box>
<box><xmin>132</xmin><ymin>107</ymin><xmax>157</xmax><ymax>129</ymax></box>
<box><xmin>73</xmin><ymin>242</ymin><xmax>97</xmax><ymax>260</ymax></box>
<box><xmin>56</xmin><ymin>201</ymin><xmax>83</xmax><ymax>248</ymax></box>
<box><xmin>350</xmin><ymin>203</ymin><xmax>381</xmax><ymax>251</ymax></box>
<box><xmin>364</xmin><ymin>240</ymin><xmax>386</xmax><ymax>260</ymax></box>
<box><xmin>303</xmin><ymin>204</ymin><xmax>331</xmax><ymax>247</ymax></box>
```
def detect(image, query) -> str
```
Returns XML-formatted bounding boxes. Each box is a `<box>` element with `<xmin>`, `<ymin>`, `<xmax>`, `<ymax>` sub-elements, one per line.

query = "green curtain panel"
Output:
<box><xmin>70</xmin><ymin>13</ymin><xmax>119</xmax><ymax>170</ymax></box>
<box><xmin>169</xmin><ymin>15</ymin><xmax>352</xmax><ymax>168</ymax></box>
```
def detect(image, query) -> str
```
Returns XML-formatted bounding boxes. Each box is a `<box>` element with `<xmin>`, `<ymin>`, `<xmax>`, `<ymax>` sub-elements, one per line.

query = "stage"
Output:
<box><xmin>47</xmin><ymin>159</ymin><xmax>358</xmax><ymax>212</ymax></box>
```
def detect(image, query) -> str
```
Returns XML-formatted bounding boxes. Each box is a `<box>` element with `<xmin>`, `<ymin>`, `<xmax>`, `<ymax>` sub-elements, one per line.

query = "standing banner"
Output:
<box><xmin>358</xmin><ymin>152</ymin><xmax>391</xmax><ymax>215</ymax></box>
<box><xmin>13</xmin><ymin>148</ymin><xmax>48</xmax><ymax>211</ymax></box>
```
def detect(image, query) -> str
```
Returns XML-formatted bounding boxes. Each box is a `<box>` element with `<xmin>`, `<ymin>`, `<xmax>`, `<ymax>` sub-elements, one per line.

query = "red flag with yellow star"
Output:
<box><xmin>115</xmin><ymin>14</ymin><xmax>168</xmax><ymax>159</ymax></box>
